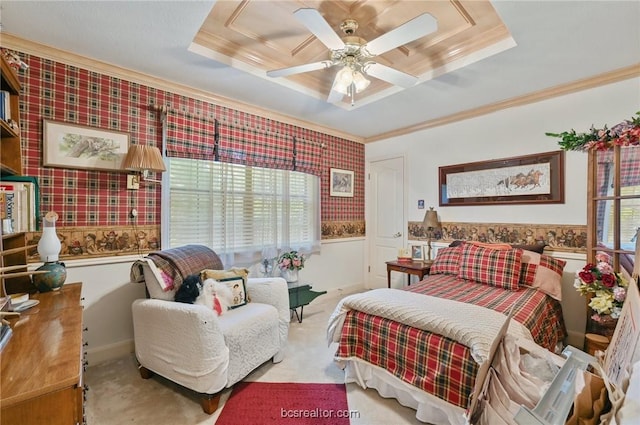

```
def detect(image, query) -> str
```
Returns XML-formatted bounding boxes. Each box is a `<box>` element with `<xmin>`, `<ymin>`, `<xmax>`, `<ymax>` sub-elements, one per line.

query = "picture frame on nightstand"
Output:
<box><xmin>410</xmin><ymin>244</ymin><xmax>424</xmax><ymax>261</ymax></box>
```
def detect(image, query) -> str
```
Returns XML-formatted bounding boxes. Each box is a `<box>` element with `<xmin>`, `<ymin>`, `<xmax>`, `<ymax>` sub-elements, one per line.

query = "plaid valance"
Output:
<box><xmin>165</xmin><ymin>109</ymin><xmax>216</xmax><ymax>160</ymax></box>
<box><xmin>164</xmin><ymin>109</ymin><xmax>323</xmax><ymax>176</ymax></box>
<box><xmin>218</xmin><ymin>121</ymin><xmax>293</xmax><ymax>170</ymax></box>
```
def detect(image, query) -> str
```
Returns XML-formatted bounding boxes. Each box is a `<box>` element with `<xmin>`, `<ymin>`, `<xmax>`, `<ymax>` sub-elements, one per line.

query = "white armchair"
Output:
<box><xmin>131</xmin><ymin>246</ymin><xmax>289</xmax><ymax>413</ymax></box>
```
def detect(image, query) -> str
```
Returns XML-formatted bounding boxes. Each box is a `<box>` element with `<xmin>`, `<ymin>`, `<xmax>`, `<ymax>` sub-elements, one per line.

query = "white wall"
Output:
<box><xmin>61</xmin><ymin>238</ymin><xmax>365</xmax><ymax>365</ymax></box>
<box><xmin>366</xmin><ymin>77</ymin><xmax>640</xmax><ymax>347</ymax></box>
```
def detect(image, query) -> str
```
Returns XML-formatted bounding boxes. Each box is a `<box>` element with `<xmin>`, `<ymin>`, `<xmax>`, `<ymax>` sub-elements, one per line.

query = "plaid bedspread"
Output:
<box><xmin>334</xmin><ymin>274</ymin><xmax>566</xmax><ymax>408</ymax></box>
<box><xmin>146</xmin><ymin>244</ymin><xmax>223</xmax><ymax>288</ymax></box>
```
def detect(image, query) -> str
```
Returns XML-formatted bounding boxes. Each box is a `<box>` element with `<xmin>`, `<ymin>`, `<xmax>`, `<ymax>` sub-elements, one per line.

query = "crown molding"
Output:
<box><xmin>364</xmin><ymin>63</ymin><xmax>640</xmax><ymax>143</ymax></box>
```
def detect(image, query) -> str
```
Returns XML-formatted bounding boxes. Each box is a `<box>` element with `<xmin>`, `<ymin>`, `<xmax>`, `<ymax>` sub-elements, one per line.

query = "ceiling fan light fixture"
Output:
<box><xmin>335</xmin><ymin>66</ymin><xmax>353</xmax><ymax>85</ymax></box>
<box><xmin>352</xmin><ymin>70</ymin><xmax>370</xmax><ymax>93</ymax></box>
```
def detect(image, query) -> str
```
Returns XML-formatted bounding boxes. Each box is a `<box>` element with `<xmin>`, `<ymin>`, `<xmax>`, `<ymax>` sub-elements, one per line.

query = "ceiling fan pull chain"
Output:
<box><xmin>350</xmin><ymin>83</ymin><xmax>355</xmax><ymax>106</ymax></box>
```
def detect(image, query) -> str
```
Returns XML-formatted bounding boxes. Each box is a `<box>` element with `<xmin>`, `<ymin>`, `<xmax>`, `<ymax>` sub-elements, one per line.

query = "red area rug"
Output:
<box><xmin>215</xmin><ymin>382</ymin><xmax>351</xmax><ymax>425</ymax></box>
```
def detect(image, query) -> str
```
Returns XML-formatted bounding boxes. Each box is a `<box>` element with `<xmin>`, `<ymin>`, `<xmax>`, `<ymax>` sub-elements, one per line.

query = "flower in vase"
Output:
<box><xmin>574</xmin><ymin>261</ymin><xmax>628</xmax><ymax>319</ymax></box>
<box><xmin>277</xmin><ymin>250</ymin><xmax>305</xmax><ymax>271</ymax></box>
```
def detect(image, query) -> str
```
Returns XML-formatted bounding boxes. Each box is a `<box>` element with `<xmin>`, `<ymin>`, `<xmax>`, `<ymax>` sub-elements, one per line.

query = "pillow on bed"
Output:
<box><xmin>430</xmin><ymin>246</ymin><xmax>462</xmax><ymax>275</ymax></box>
<box><xmin>449</xmin><ymin>240</ymin><xmax>546</xmax><ymax>254</ymax></box>
<box><xmin>468</xmin><ymin>241</ymin><xmax>513</xmax><ymax>250</ymax></box>
<box><xmin>512</xmin><ymin>243</ymin><xmax>546</xmax><ymax>254</ymax></box>
<box><xmin>519</xmin><ymin>251</ymin><xmax>566</xmax><ymax>300</ymax></box>
<box><xmin>458</xmin><ymin>243</ymin><xmax>522</xmax><ymax>290</ymax></box>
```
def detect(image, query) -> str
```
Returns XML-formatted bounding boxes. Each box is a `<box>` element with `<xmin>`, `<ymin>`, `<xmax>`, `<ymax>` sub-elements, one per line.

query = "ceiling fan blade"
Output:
<box><xmin>267</xmin><ymin>61</ymin><xmax>332</xmax><ymax>78</ymax></box>
<box><xmin>365</xmin><ymin>13</ymin><xmax>437</xmax><ymax>56</ymax></box>
<box><xmin>365</xmin><ymin>63</ymin><xmax>418</xmax><ymax>88</ymax></box>
<box><xmin>294</xmin><ymin>8</ymin><xmax>345</xmax><ymax>50</ymax></box>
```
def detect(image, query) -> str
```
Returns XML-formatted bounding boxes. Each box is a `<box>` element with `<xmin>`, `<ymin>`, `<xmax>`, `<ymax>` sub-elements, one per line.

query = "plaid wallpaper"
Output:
<box><xmin>13</xmin><ymin>51</ymin><xmax>364</xmax><ymax>231</ymax></box>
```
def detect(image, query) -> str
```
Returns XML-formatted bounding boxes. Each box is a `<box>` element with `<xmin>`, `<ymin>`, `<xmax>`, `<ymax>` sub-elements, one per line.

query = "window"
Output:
<box><xmin>163</xmin><ymin>158</ymin><xmax>320</xmax><ymax>266</ymax></box>
<box><xmin>588</xmin><ymin>146</ymin><xmax>640</xmax><ymax>274</ymax></box>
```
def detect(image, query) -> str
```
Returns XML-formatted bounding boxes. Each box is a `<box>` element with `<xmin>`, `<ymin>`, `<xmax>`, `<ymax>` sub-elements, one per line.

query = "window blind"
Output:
<box><xmin>165</xmin><ymin>157</ymin><xmax>320</xmax><ymax>266</ymax></box>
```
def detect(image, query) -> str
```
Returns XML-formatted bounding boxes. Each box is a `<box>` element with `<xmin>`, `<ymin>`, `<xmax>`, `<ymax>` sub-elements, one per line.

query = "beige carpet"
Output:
<box><xmin>85</xmin><ymin>287</ymin><xmax>425</xmax><ymax>425</ymax></box>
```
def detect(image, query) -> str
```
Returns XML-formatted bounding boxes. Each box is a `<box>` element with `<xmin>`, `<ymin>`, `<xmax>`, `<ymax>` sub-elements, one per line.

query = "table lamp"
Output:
<box><xmin>422</xmin><ymin>207</ymin><xmax>439</xmax><ymax>261</ymax></box>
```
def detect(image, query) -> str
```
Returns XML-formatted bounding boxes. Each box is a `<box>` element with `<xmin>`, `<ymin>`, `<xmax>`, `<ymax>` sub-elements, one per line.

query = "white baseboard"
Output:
<box><xmin>325</xmin><ymin>282</ymin><xmax>365</xmax><ymax>296</ymax></box>
<box><xmin>86</xmin><ymin>339</ymin><xmax>134</xmax><ymax>366</ymax></box>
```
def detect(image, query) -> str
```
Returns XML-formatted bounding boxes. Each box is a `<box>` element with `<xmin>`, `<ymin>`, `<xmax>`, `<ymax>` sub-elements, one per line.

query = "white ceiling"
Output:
<box><xmin>1</xmin><ymin>1</ymin><xmax>639</xmax><ymax>142</ymax></box>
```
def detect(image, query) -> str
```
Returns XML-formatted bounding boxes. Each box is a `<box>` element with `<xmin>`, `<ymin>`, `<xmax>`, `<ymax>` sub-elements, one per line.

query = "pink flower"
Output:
<box><xmin>613</xmin><ymin>286</ymin><xmax>626</xmax><ymax>303</ymax></box>
<box><xmin>597</xmin><ymin>261</ymin><xmax>613</xmax><ymax>274</ymax></box>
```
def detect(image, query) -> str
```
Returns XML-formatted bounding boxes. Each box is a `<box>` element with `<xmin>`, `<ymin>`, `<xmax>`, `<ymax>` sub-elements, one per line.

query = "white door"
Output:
<box><xmin>368</xmin><ymin>156</ymin><xmax>405</xmax><ymax>289</ymax></box>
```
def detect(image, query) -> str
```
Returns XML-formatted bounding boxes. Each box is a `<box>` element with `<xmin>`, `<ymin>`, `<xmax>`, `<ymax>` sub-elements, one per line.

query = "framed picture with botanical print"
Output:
<box><xmin>43</xmin><ymin>119</ymin><xmax>130</xmax><ymax>171</ymax></box>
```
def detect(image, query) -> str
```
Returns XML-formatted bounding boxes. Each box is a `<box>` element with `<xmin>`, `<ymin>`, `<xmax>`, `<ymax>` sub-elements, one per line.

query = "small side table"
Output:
<box><xmin>386</xmin><ymin>260</ymin><xmax>432</xmax><ymax>288</ymax></box>
<box><xmin>287</xmin><ymin>282</ymin><xmax>327</xmax><ymax>323</ymax></box>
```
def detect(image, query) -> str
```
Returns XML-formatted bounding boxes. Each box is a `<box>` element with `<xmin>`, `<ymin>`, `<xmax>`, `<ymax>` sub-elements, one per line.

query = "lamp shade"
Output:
<box><xmin>422</xmin><ymin>207</ymin><xmax>439</xmax><ymax>230</ymax></box>
<box><xmin>122</xmin><ymin>145</ymin><xmax>166</xmax><ymax>173</ymax></box>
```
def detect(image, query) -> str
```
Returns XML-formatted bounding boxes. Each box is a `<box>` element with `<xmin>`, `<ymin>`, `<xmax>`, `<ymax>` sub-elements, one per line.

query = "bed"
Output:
<box><xmin>327</xmin><ymin>242</ymin><xmax>567</xmax><ymax>424</ymax></box>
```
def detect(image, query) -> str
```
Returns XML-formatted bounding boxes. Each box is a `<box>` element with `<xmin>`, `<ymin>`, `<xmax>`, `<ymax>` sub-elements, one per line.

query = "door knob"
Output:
<box><xmin>393</xmin><ymin>232</ymin><xmax>401</xmax><ymax>238</ymax></box>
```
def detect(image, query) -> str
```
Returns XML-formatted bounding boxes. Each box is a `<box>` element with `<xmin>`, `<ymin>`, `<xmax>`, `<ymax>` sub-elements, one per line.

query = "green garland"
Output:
<box><xmin>546</xmin><ymin>112</ymin><xmax>640</xmax><ymax>151</ymax></box>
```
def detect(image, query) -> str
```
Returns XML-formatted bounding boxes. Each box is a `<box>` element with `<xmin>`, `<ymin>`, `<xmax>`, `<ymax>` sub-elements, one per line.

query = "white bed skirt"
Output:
<box><xmin>337</xmin><ymin>357</ymin><xmax>466</xmax><ymax>425</ymax></box>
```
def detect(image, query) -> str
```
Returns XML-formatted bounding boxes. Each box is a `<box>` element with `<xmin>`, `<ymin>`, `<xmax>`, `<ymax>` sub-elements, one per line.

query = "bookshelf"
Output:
<box><xmin>0</xmin><ymin>54</ymin><xmax>34</xmax><ymax>296</ymax></box>
<box><xmin>0</xmin><ymin>53</ymin><xmax>23</xmax><ymax>176</ymax></box>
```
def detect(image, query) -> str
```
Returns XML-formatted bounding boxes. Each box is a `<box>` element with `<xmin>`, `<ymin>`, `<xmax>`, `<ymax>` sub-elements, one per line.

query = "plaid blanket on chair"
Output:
<box><xmin>146</xmin><ymin>245</ymin><xmax>223</xmax><ymax>289</ymax></box>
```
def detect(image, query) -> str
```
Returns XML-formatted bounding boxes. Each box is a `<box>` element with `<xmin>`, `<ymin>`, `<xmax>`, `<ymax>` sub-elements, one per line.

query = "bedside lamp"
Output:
<box><xmin>422</xmin><ymin>207</ymin><xmax>439</xmax><ymax>261</ymax></box>
<box><xmin>122</xmin><ymin>144</ymin><xmax>166</xmax><ymax>187</ymax></box>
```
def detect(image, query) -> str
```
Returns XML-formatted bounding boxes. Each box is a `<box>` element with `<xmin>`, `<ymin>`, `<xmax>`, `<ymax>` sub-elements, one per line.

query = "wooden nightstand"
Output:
<box><xmin>386</xmin><ymin>260</ymin><xmax>432</xmax><ymax>288</ymax></box>
<box><xmin>287</xmin><ymin>282</ymin><xmax>326</xmax><ymax>323</ymax></box>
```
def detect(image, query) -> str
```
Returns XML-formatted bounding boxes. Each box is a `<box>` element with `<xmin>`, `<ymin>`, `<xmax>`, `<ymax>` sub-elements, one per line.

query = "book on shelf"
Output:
<box><xmin>1</xmin><ymin>185</ymin><xmax>18</xmax><ymax>232</ymax></box>
<box><xmin>0</xmin><ymin>90</ymin><xmax>10</xmax><ymax>121</ymax></box>
<box><xmin>1</xmin><ymin>176</ymin><xmax>40</xmax><ymax>231</ymax></box>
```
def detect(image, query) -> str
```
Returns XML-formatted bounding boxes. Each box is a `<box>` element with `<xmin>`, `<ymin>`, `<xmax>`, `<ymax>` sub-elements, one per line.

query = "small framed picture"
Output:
<box><xmin>410</xmin><ymin>244</ymin><xmax>424</xmax><ymax>261</ymax></box>
<box><xmin>330</xmin><ymin>168</ymin><xmax>354</xmax><ymax>197</ymax></box>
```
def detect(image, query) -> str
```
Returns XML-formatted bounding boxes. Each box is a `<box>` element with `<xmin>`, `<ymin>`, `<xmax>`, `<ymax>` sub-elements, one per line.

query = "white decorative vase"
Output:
<box><xmin>281</xmin><ymin>268</ymin><xmax>299</xmax><ymax>283</ymax></box>
<box><xmin>38</xmin><ymin>218</ymin><xmax>61</xmax><ymax>262</ymax></box>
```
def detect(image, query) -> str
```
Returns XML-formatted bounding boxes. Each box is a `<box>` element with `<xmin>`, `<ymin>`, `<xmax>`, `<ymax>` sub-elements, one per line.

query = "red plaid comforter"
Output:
<box><xmin>334</xmin><ymin>274</ymin><xmax>566</xmax><ymax>408</ymax></box>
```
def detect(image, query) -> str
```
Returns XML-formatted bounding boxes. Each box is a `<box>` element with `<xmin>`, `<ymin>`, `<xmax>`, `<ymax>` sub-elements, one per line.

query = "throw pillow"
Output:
<box><xmin>458</xmin><ymin>243</ymin><xmax>522</xmax><ymax>290</ymax></box>
<box><xmin>217</xmin><ymin>276</ymin><xmax>248</xmax><ymax>309</ymax></box>
<box><xmin>519</xmin><ymin>251</ymin><xmax>566</xmax><ymax>300</ymax></box>
<box><xmin>430</xmin><ymin>246</ymin><xmax>462</xmax><ymax>275</ymax></box>
<box><xmin>511</xmin><ymin>243</ymin><xmax>546</xmax><ymax>254</ymax></box>
<box><xmin>201</xmin><ymin>268</ymin><xmax>251</xmax><ymax>302</ymax></box>
<box><xmin>468</xmin><ymin>241</ymin><xmax>513</xmax><ymax>250</ymax></box>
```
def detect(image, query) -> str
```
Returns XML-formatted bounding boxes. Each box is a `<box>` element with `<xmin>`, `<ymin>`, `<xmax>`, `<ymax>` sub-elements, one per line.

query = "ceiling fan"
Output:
<box><xmin>266</xmin><ymin>8</ymin><xmax>437</xmax><ymax>104</ymax></box>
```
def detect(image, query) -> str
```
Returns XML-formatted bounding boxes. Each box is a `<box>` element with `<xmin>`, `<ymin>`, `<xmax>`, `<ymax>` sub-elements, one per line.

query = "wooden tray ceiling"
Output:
<box><xmin>190</xmin><ymin>0</ymin><xmax>514</xmax><ymax>106</ymax></box>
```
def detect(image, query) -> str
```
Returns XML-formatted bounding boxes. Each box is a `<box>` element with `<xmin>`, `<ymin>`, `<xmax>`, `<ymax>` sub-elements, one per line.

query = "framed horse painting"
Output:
<box><xmin>439</xmin><ymin>151</ymin><xmax>565</xmax><ymax>206</ymax></box>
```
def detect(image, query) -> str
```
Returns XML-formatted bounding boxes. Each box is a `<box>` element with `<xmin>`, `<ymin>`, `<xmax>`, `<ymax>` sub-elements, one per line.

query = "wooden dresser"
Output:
<box><xmin>1</xmin><ymin>282</ymin><xmax>85</xmax><ymax>425</ymax></box>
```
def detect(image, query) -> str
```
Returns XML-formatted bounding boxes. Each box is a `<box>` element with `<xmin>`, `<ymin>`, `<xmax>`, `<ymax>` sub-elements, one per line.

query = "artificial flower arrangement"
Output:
<box><xmin>277</xmin><ymin>250</ymin><xmax>305</xmax><ymax>271</ymax></box>
<box><xmin>574</xmin><ymin>254</ymin><xmax>628</xmax><ymax>322</ymax></box>
<box><xmin>546</xmin><ymin>112</ymin><xmax>640</xmax><ymax>151</ymax></box>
